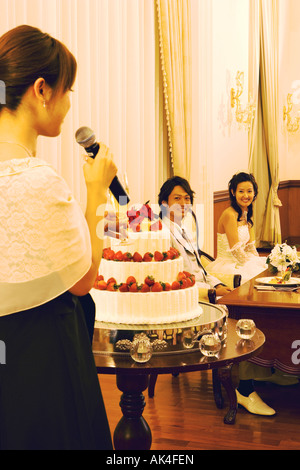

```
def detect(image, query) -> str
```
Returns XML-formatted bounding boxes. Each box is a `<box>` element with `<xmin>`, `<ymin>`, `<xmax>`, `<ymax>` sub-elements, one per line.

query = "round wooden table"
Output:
<box><xmin>93</xmin><ymin>310</ymin><xmax>265</xmax><ymax>450</ymax></box>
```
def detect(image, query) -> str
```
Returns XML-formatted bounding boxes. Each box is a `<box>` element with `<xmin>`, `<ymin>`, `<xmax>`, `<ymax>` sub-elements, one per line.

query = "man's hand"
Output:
<box><xmin>215</xmin><ymin>285</ymin><xmax>232</xmax><ymax>297</ymax></box>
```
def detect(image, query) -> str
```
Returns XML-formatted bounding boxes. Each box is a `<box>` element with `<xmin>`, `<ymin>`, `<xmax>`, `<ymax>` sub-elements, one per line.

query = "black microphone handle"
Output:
<box><xmin>85</xmin><ymin>142</ymin><xmax>130</xmax><ymax>206</ymax></box>
<box><xmin>109</xmin><ymin>176</ymin><xmax>130</xmax><ymax>206</ymax></box>
<box><xmin>85</xmin><ymin>142</ymin><xmax>100</xmax><ymax>158</ymax></box>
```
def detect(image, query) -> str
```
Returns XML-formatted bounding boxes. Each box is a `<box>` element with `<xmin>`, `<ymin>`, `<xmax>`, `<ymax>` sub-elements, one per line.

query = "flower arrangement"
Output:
<box><xmin>266</xmin><ymin>243</ymin><xmax>300</xmax><ymax>277</ymax></box>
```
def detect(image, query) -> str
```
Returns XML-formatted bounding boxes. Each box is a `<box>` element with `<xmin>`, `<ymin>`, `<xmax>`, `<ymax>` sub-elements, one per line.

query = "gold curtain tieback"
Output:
<box><xmin>272</xmin><ymin>187</ymin><xmax>282</xmax><ymax>207</ymax></box>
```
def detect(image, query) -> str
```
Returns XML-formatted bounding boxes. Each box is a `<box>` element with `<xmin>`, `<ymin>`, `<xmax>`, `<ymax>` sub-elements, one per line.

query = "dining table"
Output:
<box><xmin>218</xmin><ymin>269</ymin><xmax>300</xmax><ymax>375</ymax></box>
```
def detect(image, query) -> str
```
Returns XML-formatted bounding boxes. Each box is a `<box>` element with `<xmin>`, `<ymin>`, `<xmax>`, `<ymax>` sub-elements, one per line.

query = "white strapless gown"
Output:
<box><xmin>206</xmin><ymin>225</ymin><xmax>267</xmax><ymax>284</ymax></box>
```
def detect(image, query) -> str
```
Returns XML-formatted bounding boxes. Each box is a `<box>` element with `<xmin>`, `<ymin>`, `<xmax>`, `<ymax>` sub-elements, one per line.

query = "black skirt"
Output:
<box><xmin>0</xmin><ymin>292</ymin><xmax>112</xmax><ymax>450</ymax></box>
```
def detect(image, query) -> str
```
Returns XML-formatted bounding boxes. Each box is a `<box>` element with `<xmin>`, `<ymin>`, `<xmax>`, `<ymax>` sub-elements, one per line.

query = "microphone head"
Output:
<box><xmin>75</xmin><ymin>126</ymin><xmax>96</xmax><ymax>148</ymax></box>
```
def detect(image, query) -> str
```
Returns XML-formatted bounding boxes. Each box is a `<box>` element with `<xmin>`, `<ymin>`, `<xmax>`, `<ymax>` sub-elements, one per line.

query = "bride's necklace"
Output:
<box><xmin>0</xmin><ymin>141</ymin><xmax>34</xmax><ymax>158</ymax></box>
<box><xmin>241</xmin><ymin>210</ymin><xmax>248</xmax><ymax>222</ymax></box>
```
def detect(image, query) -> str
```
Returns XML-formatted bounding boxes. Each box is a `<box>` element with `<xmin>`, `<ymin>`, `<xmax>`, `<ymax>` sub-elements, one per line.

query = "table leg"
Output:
<box><xmin>212</xmin><ymin>368</ymin><xmax>224</xmax><ymax>409</ymax></box>
<box><xmin>217</xmin><ymin>364</ymin><xmax>237</xmax><ymax>425</ymax></box>
<box><xmin>113</xmin><ymin>374</ymin><xmax>152</xmax><ymax>450</ymax></box>
<box><xmin>148</xmin><ymin>373</ymin><xmax>158</xmax><ymax>398</ymax></box>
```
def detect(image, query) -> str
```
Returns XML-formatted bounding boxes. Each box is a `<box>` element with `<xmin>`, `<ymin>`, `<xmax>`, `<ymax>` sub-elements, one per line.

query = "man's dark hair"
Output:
<box><xmin>158</xmin><ymin>176</ymin><xmax>195</xmax><ymax>218</ymax></box>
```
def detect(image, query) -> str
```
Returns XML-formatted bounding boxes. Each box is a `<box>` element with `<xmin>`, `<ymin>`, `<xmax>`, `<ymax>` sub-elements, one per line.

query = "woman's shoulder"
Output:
<box><xmin>0</xmin><ymin>158</ymin><xmax>72</xmax><ymax>204</ymax></box>
<box><xmin>0</xmin><ymin>157</ymin><xmax>58</xmax><ymax>180</ymax></box>
<box><xmin>217</xmin><ymin>207</ymin><xmax>238</xmax><ymax>233</ymax></box>
<box><xmin>219</xmin><ymin>207</ymin><xmax>238</xmax><ymax>224</ymax></box>
<box><xmin>34</xmin><ymin>162</ymin><xmax>69</xmax><ymax>187</ymax></box>
<box><xmin>29</xmin><ymin>159</ymin><xmax>69</xmax><ymax>187</ymax></box>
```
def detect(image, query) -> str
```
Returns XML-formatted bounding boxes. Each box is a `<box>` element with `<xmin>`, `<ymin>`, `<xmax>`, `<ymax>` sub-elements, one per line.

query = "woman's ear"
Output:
<box><xmin>32</xmin><ymin>78</ymin><xmax>52</xmax><ymax>106</ymax></box>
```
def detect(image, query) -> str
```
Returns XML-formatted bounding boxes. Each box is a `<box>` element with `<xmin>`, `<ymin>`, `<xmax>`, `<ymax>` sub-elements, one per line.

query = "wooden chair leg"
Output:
<box><xmin>148</xmin><ymin>372</ymin><xmax>180</xmax><ymax>398</ymax></box>
<box><xmin>150</xmin><ymin>369</ymin><xmax>236</xmax><ymax>424</ymax></box>
<box><xmin>148</xmin><ymin>373</ymin><xmax>158</xmax><ymax>398</ymax></box>
<box><xmin>212</xmin><ymin>368</ymin><xmax>224</xmax><ymax>409</ymax></box>
<box><xmin>217</xmin><ymin>365</ymin><xmax>237</xmax><ymax>425</ymax></box>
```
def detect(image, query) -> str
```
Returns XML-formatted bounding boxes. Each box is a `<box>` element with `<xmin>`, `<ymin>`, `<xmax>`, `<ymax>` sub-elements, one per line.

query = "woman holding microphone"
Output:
<box><xmin>0</xmin><ymin>24</ymin><xmax>115</xmax><ymax>449</ymax></box>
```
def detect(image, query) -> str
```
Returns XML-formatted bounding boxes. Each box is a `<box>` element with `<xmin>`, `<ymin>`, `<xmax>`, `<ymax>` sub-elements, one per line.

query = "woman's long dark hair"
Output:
<box><xmin>228</xmin><ymin>172</ymin><xmax>258</xmax><ymax>227</ymax></box>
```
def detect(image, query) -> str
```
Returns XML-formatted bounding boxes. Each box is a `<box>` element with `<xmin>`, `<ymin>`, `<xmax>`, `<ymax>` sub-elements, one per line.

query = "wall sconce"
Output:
<box><xmin>231</xmin><ymin>71</ymin><xmax>255</xmax><ymax>130</ymax></box>
<box><xmin>283</xmin><ymin>93</ymin><xmax>300</xmax><ymax>134</ymax></box>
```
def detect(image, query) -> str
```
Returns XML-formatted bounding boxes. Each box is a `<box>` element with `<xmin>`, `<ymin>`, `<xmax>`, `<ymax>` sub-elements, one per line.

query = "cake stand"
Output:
<box><xmin>92</xmin><ymin>302</ymin><xmax>228</xmax><ymax>356</ymax></box>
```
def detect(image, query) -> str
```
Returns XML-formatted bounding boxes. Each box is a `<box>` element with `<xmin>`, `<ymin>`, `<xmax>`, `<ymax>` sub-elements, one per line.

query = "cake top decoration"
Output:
<box><xmin>127</xmin><ymin>201</ymin><xmax>162</xmax><ymax>232</ymax></box>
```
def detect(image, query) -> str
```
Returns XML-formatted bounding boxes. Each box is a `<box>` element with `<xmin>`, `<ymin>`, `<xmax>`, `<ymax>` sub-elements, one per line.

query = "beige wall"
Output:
<box><xmin>211</xmin><ymin>0</ymin><xmax>300</xmax><ymax>193</ymax></box>
<box><xmin>278</xmin><ymin>0</ymin><xmax>300</xmax><ymax>182</ymax></box>
<box><xmin>212</xmin><ymin>0</ymin><xmax>249</xmax><ymax>192</ymax></box>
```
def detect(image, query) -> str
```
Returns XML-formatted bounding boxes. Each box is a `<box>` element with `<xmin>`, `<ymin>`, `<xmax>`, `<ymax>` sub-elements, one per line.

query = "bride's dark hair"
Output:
<box><xmin>228</xmin><ymin>172</ymin><xmax>258</xmax><ymax>227</ymax></box>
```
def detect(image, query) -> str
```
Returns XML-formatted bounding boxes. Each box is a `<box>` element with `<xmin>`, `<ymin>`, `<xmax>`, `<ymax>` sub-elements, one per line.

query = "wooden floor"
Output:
<box><xmin>98</xmin><ymin>369</ymin><xmax>300</xmax><ymax>450</ymax></box>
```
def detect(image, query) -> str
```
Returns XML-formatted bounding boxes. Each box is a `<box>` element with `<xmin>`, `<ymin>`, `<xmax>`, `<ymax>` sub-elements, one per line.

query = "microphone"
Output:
<box><xmin>75</xmin><ymin>126</ymin><xmax>130</xmax><ymax>206</ymax></box>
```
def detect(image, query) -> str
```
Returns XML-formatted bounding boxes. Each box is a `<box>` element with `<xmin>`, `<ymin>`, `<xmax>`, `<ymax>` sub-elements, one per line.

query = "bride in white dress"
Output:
<box><xmin>207</xmin><ymin>172</ymin><xmax>266</xmax><ymax>284</ymax></box>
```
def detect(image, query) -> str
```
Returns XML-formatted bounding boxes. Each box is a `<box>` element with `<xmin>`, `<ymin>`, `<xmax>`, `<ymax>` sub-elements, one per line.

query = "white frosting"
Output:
<box><xmin>91</xmin><ymin>284</ymin><xmax>201</xmax><ymax>324</ymax></box>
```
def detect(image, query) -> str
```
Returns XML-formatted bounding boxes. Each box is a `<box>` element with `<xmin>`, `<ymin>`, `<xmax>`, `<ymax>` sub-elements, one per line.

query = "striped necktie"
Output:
<box><xmin>181</xmin><ymin>228</ymin><xmax>207</xmax><ymax>279</ymax></box>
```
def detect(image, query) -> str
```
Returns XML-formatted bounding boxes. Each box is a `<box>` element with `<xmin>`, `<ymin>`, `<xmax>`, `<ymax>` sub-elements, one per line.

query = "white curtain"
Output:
<box><xmin>0</xmin><ymin>0</ymin><xmax>158</xmax><ymax>210</ymax></box>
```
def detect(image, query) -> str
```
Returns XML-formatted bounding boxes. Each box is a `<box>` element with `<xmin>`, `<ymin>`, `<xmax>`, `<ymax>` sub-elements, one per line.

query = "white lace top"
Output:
<box><xmin>206</xmin><ymin>224</ymin><xmax>267</xmax><ymax>284</ymax></box>
<box><xmin>216</xmin><ymin>225</ymin><xmax>250</xmax><ymax>262</ymax></box>
<box><xmin>0</xmin><ymin>158</ymin><xmax>91</xmax><ymax>316</ymax></box>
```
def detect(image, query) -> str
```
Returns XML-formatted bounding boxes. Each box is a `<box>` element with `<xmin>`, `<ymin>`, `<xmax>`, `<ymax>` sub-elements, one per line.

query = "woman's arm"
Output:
<box><xmin>221</xmin><ymin>209</ymin><xmax>250</xmax><ymax>265</ymax></box>
<box><xmin>221</xmin><ymin>209</ymin><xmax>240</xmax><ymax>248</ymax></box>
<box><xmin>69</xmin><ymin>144</ymin><xmax>117</xmax><ymax>296</ymax></box>
<box><xmin>248</xmin><ymin>224</ymin><xmax>256</xmax><ymax>243</ymax></box>
<box><xmin>244</xmin><ymin>225</ymin><xmax>259</xmax><ymax>256</ymax></box>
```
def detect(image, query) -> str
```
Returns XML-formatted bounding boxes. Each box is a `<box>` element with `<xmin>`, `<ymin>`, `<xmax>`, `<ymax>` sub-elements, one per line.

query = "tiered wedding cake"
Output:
<box><xmin>91</xmin><ymin>204</ymin><xmax>202</xmax><ymax>324</ymax></box>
